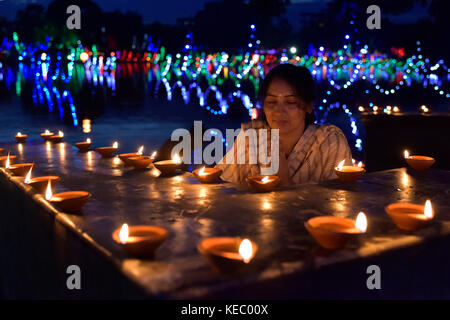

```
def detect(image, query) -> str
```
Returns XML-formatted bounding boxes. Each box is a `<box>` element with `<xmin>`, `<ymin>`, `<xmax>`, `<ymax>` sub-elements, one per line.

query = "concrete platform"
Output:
<box><xmin>1</xmin><ymin>139</ymin><xmax>450</xmax><ymax>299</ymax></box>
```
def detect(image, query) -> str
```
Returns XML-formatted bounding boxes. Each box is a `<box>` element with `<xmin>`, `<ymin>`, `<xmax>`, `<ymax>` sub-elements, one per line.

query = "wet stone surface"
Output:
<box><xmin>1</xmin><ymin>138</ymin><xmax>450</xmax><ymax>298</ymax></box>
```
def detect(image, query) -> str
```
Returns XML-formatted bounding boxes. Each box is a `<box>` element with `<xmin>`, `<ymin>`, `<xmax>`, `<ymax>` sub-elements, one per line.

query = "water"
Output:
<box><xmin>0</xmin><ymin>57</ymin><xmax>448</xmax><ymax>160</ymax></box>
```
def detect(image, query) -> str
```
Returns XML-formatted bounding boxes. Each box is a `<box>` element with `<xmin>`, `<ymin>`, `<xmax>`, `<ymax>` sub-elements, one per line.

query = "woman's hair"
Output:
<box><xmin>258</xmin><ymin>63</ymin><xmax>316</xmax><ymax>127</ymax></box>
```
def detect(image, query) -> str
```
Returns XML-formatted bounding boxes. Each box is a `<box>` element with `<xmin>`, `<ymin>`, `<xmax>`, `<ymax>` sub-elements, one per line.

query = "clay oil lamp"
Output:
<box><xmin>112</xmin><ymin>223</ymin><xmax>168</xmax><ymax>258</ymax></box>
<box><xmin>385</xmin><ymin>200</ymin><xmax>434</xmax><ymax>231</ymax></box>
<box><xmin>0</xmin><ymin>153</ymin><xmax>17</xmax><ymax>167</ymax></box>
<box><xmin>153</xmin><ymin>153</ymin><xmax>181</xmax><ymax>176</ymax></box>
<box><xmin>127</xmin><ymin>155</ymin><xmax>154</xmax><ymax>170</ymax></box>
<box><xmin>193</xmin><ymin>166</ymin><xmax>222</xmax><ymax>183</ymax></box>
<box><xmin>27</xmin><ymin>170</ymin><xmax>61</xmax><ymax>193</ymax></box>
<box><xmin>45</xmin><ymin>181</ymin><xmax>91</xmax><ymax>213</ymax></box>
<box><xmin>118</xmin><ymin>145</ymin><xmax>144</xmax><ymax>165</ymax></box>
<box><xmin>40</xmin><ymin>129</ymin><xmax>55</xmax><ymax>141</ymax></box>
<box><xmin>305</xmin><ymin>212</ymin><xmax>368</xmax><ymax>250</ymax></box>
<box><xmin>8</xmin><ymin>163</ymin><xmax>34</xmax><ymax>176</ymax></box>
<box><xmin>74</xmin><ymin>138</ymin><xmax>92</xmax><ymax>152</ymax></box>
<box><xmin>15</xmin><ymin>132</ymin><xmax>28</xmax><ymax>143</ymax></box>
<box><xmin>246</xmin><ymin>175</ymin><xmax>280</xmax><ymax>192</ymax></box>
<box><xmin>49</xmin><ymin>131</ymin><xmax>64</xmax><ymax>143</ymax></box>
<box><xmin>334</xmin><ymin>159</ymin><xmax>365</xmax><ymax>182</ymax></box>
<box><xmin>404</xmin><ymin>150</ymin><xmax>435</xmax><ymax>171</ymax></box>
<box><xmin>198</xmin><ymin>237</ymin><xmax>258</xmax><ymax>274</ymax></box>
<box><xmin>96</xmin><ymin>141</ymin><xmax>119</xmax><ymax>158</ymax></box>
<box><xmin>352</xmin><ymin>159</ymin><xmax>365</xmax><ymax>169</ymax></box>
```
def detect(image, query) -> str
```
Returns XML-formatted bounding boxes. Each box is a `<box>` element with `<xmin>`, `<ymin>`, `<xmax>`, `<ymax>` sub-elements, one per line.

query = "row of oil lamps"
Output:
<box><xmin>0</xmin><ymin>130</ymin><xmax>437</xmax><ymax>274</ymax></box>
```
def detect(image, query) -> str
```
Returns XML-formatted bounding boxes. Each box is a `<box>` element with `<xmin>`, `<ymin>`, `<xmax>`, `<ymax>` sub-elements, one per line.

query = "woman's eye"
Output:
<box><xmin>287</xmin><ymin>101</ymin><xmax>297</xmax><ymax>104</ymax></box>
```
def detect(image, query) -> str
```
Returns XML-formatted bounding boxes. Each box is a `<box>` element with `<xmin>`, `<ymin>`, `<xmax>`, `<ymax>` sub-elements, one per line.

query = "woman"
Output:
<box><xmin>215</xmin><ymin>63</ymin><xmax>353</xmax><ymax>186</ymax></box>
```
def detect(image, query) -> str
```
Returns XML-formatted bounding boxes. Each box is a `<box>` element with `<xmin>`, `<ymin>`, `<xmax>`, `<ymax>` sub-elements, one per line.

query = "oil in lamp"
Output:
<box><xmin>198</xmin><ymin>237</ymin><xmax>258</xmax><ymax>273</ymax></box>
<box><xmin>193</xmin><ymin>166</ymin><xmax>222</xmax><ymax>183</ymax></box>
<box><xmin>334</xmin><ymin>159</ymin><xmax>365</xmax><ymax>182</ymax></box>
<box><xmin>40</xmin><ymin>129</ymin><xmax>54</xmax><ymax>141</ymax></box>
<box><xmin>15</xmin><ymin>132</ymin><xmax>28</xmax><ymax>143</ymax></box>
<box><xmin>8</xmin><ymin>162</ymin><xmax>34</xmax><ymax>176</ymax></box>
<box><xmin>385</xmin><ymin>200</ymin><xmax>434</xmax><ymax>231</ymax></box>
<box><xmin>74</xmin><ymin>138</ymin><xmax>92</xmax><ymax>152</ymax></box>
<box><xmin>127</xmin><ymin>155</ymin><xmax>154</xmax><ymax>170</ymax></box>
<box><xmin>0</xmin><ymin>153</ymin><xmax>17</xmax><ymax>168</ymax></box>
<box><xmin>305</xmin><ymin>212</ymin><xmax>368</xmax><ymax>250</ymax></box>
<box><xmin>119</xmin><ymin>145</ymin><xmax>144</xmax><ymax>165</ymax></box>
<box><xmin>96</xmin><ymin>141</ymin><xmax>119</xmax><ymax>158</ymax></box>
<box><xmin>153</xmin><ymin>154</ymin><xmax>182</xmax><ymax>175</ymax></box>
<box><xmin>246</xmin><ymin>175</ymin><xmax>280</xmax><ymax>192</ymax></box>
<box><xmin>27</xmin><ymin>173</ymin><xmax>61</xmax><ymax>193</ymax></box>
<box><xmin>46</xmin><ymin>181</ymin><xmax>91</xmax><ymax>213</ymax></box>
<box><xmin>112</xmin><ymin>223</ymin><xmax>168</xmax><ymax>258</ymax></box>
<box><xmin>404</xmin><ymin>150</ymin><xmax>435</xmax><ymax>171</ymax></box>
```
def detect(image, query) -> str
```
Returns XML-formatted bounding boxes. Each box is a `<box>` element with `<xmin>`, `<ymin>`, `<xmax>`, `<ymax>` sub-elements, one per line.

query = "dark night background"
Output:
<box><xmin>0</xmin><ymin>0</ymin><xmax>448</xmax><ymax>58</ymax></box>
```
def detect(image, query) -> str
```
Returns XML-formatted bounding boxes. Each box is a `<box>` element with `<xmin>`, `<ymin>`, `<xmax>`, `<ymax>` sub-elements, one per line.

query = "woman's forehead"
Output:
<box><xmin>266</xmin><ymin>78</ymin><xmax>297</xmax><ymax>97</ymax></box>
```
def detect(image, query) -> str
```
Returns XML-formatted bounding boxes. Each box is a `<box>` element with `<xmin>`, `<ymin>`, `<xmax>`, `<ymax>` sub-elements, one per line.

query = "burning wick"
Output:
<box><xmin>58</xmin><ymin>131</ymin><xmax>64</xmax><ymax>137</ymax></box>
<box><xmin>198</xmin><ymin>167</ymin><xmax>207</xmax><ymax>176</ymax></box>
<box><xmin>173</xmin><ymin>154</ymin><xmax>181</xmax><ymax>164</ymax></box>
<box><xmin>336</xmin><ymin>159</ymin><xmax>345</xmax><ymax>171</ymax></box>
<box><xmin>352</xmin><ymin>159</ymin><xmax>356</xmax><ymax>165</ymax></box>
<box><xmin>355</xmin><ymin>212</ymin><xmax>368</xmax><ymax>233</ymax></box>
<box><xmin>5</xmin><ymin>153</ymin><xmax>10</xmax><ymax>169</ymax></box>
<box><xmin>17</xmin><ymin>132</ymin><xmax>22</xmax><ymax>137</ymax></box>
<box><xmin>86</xmin><ymin>138</ymin><xmax>91</xmax><ymax>143</ymax></box>
<box><xmin>119</xmin><ymin>223</ymin><xmax>129</xmax><ymax>244</ymax></box>
<box><xmin>24</xmin><ymin>167</ymin><xmax>32</xmax><ymax>184</ymax></box>
<box><xmin>44</xmin><ymin>129</ymin><xmax>50</xmax><ymax>135</ymax></box>
<box><xmin>260</xmin><ymin>176</ymin><xmax>269</xmax><ymax>184</ymax></box>
<box><xmin>238</xmin><ymin>239</ymin><xmax>253</xmax><ymax>264</ymax></box>
<box><xmin>151</xmin><ymin>151</ymin><xmax>157</xmax><ymax>159</ymax></box>
<box><xmin>137</xmin><ymin>146</ymin><xmax>144</xmax><ymax>156</ymax></box>
<box><xmin>424</xmin><ymin>200</ymin><xmax>433</xmax><ymax>219</ymax></box>
<box><xmin>357</xmin><ymin>161</ymin><xmax>363</xmax><ymax>168</ymax></box>
<box><xmin>404</xmin><ymin>150</ymin><xmax>410</xmax><ymax>159</ymax></box>
<box><xmin>113</xmin><ymin>141</ymin><xmax>119</xmax><ymax>149</ymax></box>
<box><xmin>45</xmin><ymin>181</ymin><xmax>53</xmax><ymax>201</ymax></box>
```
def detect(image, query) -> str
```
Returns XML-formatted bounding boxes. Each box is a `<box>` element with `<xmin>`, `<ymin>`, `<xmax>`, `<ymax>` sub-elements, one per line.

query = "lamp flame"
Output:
<box><xmin>352</xmin><ymin>159</ymin><xmax>355</xmax><ymax>165</ymax></box>
<box><xmin>336</xmin><ymin>160</ymin><xmax>345</xmax><ymax>170</ymax></box>
<box><xmin>260</xmin><ymin>176</ymin><xmax>269</xmax><ymax>184</ymax></box>
<box><xmin>45</xmin><ymin>181</ymin><xmax>52</xmax><ymax>201</ymax></box>
<box><xmin>44</xmin><ymin>129</ymin><xmax>50</xmax><ymax>135</ymax></box>
<box><xmin>119</xmin><ymin>223</ymin><xmax>129</xmax><ymax>244</ymax></box>
<box><xmin>355</xmin><ymin>212</ymin><xmax>368</xmax><ymax>233</ymax></box>
<box><xmin>86</xmin><ymin>138</ymin><xmax>91</xmax><ymax>144</ymax></box>
<box><xmin>24</xmin><ymin>167</ymin><xmax>32</xmax><ymax>184</ymax></box>
<box><xmin>404</xmin><ymin>150</ymin><xmax>409</xmax><ymax>159</ymax></box>
<box><xmin>137</xmin><ymin>146</ymin><xmax>144</xmax><ymax>155</ymax></box>
<box><xmin>5</xmin><ymin>153</ymin><xmax>10</xmax><ymax>169</ymax></box>
<box><xmin>113</xmin><ymin>141</ymin><xmax>118</xmax><ymax>149</ymax></box>
<box><xmin>357</xmin><ymin>161</ymin><xmax>363</xmax><ymax>168</ymax></box>
<box><xmin>58</xmin><ymin>131</ymin><xmax>64</xmax><ymax>137</ymax></box>
<box><xmin>151</xmin><ymin>151</ymin><xmax>157</xmax><ymax>159</ymax></box>
<box><xmin>17</xmin><ymin>132</ymin><xmax>22</xmax><ymax>137</ymax></box>
<box><xmin>424</xmin><ymin>200</ymin><xmax>433</xmax><ymax>219</ymax></box>
<box><xmin>238</xmin><ymin>239</ymin><xmax>253</xmax><ymax>263</ymax></box>
<box><xmin>198</xmin><ymin>167</ymin><xmax>206</xmax><ymax>176</ymax></box>
<box><xmin>173</xmin><ymin>154</ymin><xmax>181</xmax><ymax>164</ymax></box>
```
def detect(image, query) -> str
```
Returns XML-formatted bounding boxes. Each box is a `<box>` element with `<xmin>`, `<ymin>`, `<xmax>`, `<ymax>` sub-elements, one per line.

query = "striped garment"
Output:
<box><xmin>215</xmin><ymin>120</ymin><xmax>353</xmax><ymax>184</ymax></box>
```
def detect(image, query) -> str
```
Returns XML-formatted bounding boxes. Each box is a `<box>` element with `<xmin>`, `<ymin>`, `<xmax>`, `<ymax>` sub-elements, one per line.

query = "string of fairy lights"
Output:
<box><xmin>0</xmin><ymin>19</ymin><xmax>448</xmax><ymax>154</ymax></box>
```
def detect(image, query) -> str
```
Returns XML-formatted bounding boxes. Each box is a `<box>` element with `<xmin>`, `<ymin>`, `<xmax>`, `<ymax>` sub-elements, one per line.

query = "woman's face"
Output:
<box><xmin>263</xmin><ymin>78</ymin><xmax>312</xmax><ymax>135</ymax></box>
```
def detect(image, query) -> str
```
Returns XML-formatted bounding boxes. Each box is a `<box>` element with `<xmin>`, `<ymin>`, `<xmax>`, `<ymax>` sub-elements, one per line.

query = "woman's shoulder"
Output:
<box><xmin>309</xmin><ymin>123</ymin><xmax>346</xmax><ymax>136</ymax></box>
